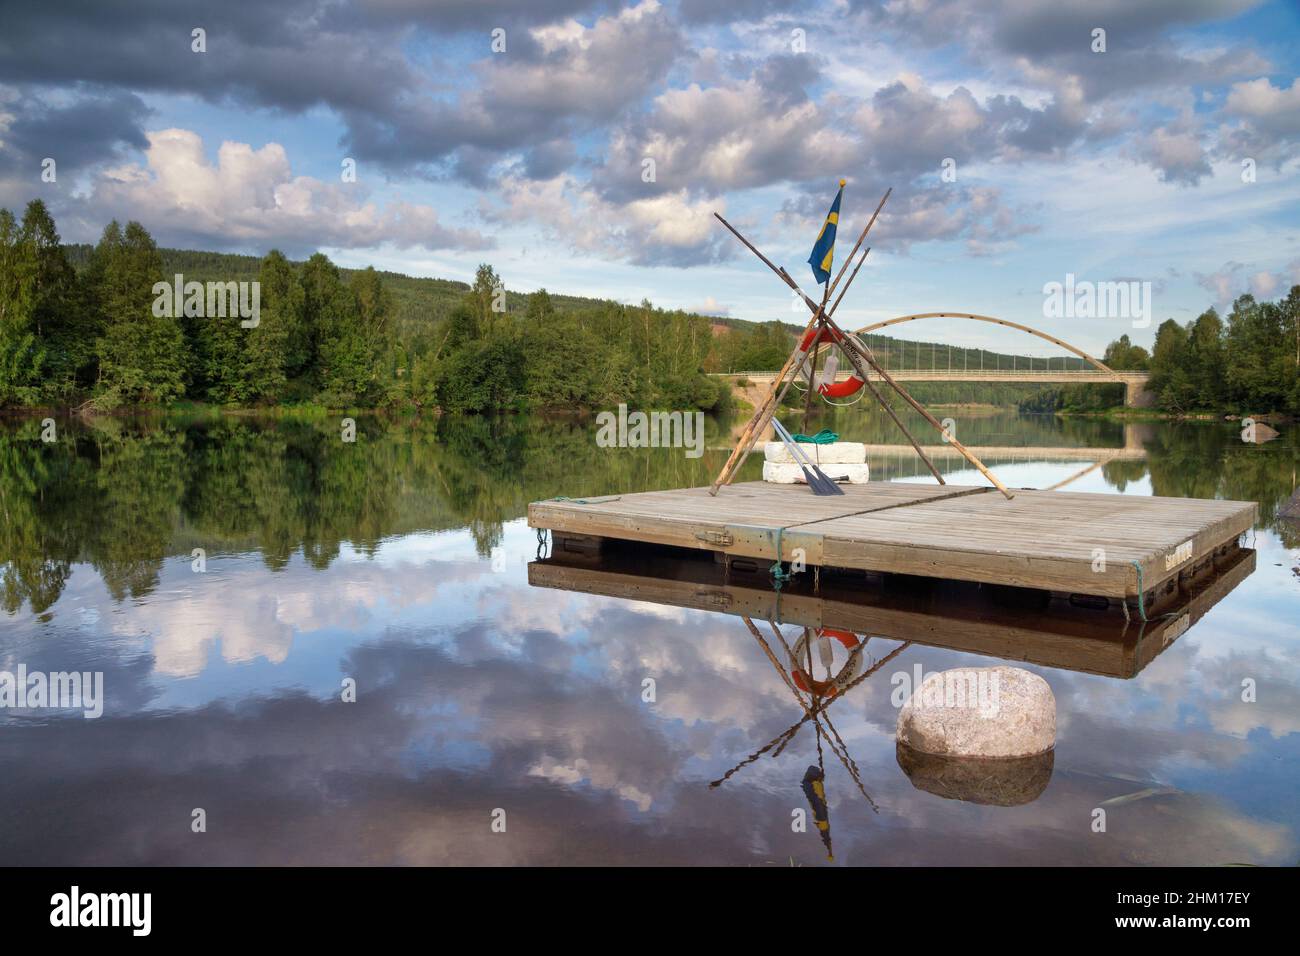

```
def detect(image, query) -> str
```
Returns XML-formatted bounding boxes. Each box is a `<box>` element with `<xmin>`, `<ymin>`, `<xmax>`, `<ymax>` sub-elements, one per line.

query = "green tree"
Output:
<box><xmin>1225</xmin><ymin>294</ymin><xmax>1289</xmax><ymax>412</ymax></box>
<box><xmin>243</xmin><ymin>250</ymin><xmax>302</xmax><ymax>402</ymax></box>
<box><xmin>435</xmin><ymin>337</ymin><xmax>526</xmax><ymax>413</ymax></box>
<box><xmin>525</xmin><ymin>288</ymin><xmax>554</xmax><ymax>322</ymax></box>
<box><xmin>299</xmin><ymin>252</ymin><xmax>338</xmax><ymax>381</ymax></box>
<box><xmin>0</xmin><ymin>208</ymin><xmax>46</xmax><ymax>405</ymax></box>
<box><xmin>350</xmin><ymin>265</ymin><xmax>395</xmax><ymax>392</ymax></box>
<box><xmin>471</xmin><ymin>263</ymin><xmax>503</xmax><ymax>337</ymax></box>
<box><xmin>1148</xmin><ymin>319</ymin><xmax>1194</xmax><ymax>412</ymax></box>
<box><xmin>19</xmin><ymin>200</ymin><xmax>86</xmax><ymax>398</ymax></box>
<box><xmin>1186</xmin><ymin>309</ymin><xmax>1226</xmax><ymax>408</ymax></box>
<box><xmin>92</xmin><ymin>221</ymin><xmax>187</xmax><ymax>406</ymax></box>
<box><xmin>304</xmin><ymin>254</ymin><xmax>370</xmax><ymax>404</ymax></box>
<box><xmin>1281</xmin><ymin>285</ymin><xmax>1300</xmax><ymax>413</ymax></box>
<box><xmin>1102</xmin><ymin>334</ymin><xmax>1150</xmax><ymax>371</ymax></box>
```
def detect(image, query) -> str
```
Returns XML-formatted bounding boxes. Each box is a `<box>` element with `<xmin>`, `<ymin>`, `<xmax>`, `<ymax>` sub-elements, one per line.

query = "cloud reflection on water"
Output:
<box><xmin>1</xmin><ymin>414</ymin><xmax>1297</xmax><ymax>864</ymax></box>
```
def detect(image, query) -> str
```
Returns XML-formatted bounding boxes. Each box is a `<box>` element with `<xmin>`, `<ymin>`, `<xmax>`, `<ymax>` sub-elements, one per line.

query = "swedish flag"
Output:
<box><xmin>807</xmin><ymin>179</ymin><xmax>845</xmax><ymax>285</ymax></box>
<box><xmin>801</xmin><ymin>765</ymin><xmax>833</xmax><ymax>860</ymax></box>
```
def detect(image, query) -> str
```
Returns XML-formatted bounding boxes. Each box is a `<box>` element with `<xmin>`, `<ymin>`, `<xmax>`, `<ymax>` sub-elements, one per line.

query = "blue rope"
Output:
<box><xmin>770</xmin><ymin>526</ymin><xmax>796</xmax><ymax>593</ymax></box>
<box><xmin>1130</xmin><ymin>560</ymin><xmax>1147</xmax><ymax>621</ymax></box>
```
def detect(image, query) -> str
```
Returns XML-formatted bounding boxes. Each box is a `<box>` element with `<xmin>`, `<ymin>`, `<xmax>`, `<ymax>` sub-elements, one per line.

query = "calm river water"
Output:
<box><xmin>1</xmin><ymin>409</ymin><xmax>1297</xmax><ymax>864</ymax></box>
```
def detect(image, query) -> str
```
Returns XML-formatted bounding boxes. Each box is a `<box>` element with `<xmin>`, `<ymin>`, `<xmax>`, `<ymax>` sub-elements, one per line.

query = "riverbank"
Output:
<box><xmin>1</xmin><ymin>401</ymin><xmax>372</xmax><ymax>422</ymax></box>
<box><xmin>1055</xmin><ymin>406</ymin><xmax>1294</xmax><ymax>426</ymax></box>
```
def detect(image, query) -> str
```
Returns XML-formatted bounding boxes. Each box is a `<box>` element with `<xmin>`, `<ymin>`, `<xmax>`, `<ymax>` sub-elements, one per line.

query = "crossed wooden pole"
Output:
<box><xmin>708</xmin><ymin>187</ymin><xmax>1014</xmax><ymax>500</ymax></box>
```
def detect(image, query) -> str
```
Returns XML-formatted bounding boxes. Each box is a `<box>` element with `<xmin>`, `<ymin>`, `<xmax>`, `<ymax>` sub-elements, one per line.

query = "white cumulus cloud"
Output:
<box><xmin>80</xmin><ymin>128</ymin><xmax>493</xmax><ymax>254</ymax></box>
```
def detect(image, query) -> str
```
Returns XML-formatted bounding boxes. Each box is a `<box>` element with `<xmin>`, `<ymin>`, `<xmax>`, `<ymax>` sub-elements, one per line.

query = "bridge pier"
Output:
<box><xmin>1124</xmin><ymin>379</ymin><xmax>1157</xmax><ymax>408</ymax></box>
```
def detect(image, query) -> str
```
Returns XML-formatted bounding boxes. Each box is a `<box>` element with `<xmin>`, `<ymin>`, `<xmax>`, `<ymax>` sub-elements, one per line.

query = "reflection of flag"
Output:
<box><xmin>807</xmin><ymin>180</ymin><xmax>844</xmax><ymax>285</ymax></box>
<box><xmin>801</xmin><ymin>765</ymin><xmax>833</xmax><ymax>861</ymax></box>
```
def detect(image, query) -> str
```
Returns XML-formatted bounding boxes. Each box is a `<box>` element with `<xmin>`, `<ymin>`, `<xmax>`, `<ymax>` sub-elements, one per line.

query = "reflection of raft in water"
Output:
<box><xmin>529</xmin><ymin>481</ymin><xmax>1257</xmax><ymax>616</ymax></box>
<box><xmin>529</xmin><ymin>537</ymin><xmax>1256</xmax><ymax>679</ymax></box>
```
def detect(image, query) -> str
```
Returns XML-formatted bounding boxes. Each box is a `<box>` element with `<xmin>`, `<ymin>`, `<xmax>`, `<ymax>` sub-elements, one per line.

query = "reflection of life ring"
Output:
<box><xmin>797</xmin><ymin>327</ymin><xmax>865</xmax><ymax>399</ymax></box>
<box><xmin>790</xmin><ymin>628</ymin><xmax>866</xmax><ymax>698</ymax></box>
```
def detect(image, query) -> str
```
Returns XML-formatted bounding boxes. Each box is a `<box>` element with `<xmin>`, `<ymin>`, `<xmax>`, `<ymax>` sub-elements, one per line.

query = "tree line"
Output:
<box><xmin>0</xmin><ymin>200</ymin><xmax>745</xmax><ymax>414</ymax></box>
<box><xmin>0</xmin><ymin>200</ymin><xmax>398</xmax><ymax>409</ymax></box>
<box><xmin>1024</xmin><ymin>292</ymin><xmax>1300</xmax><ymax>416</ymax></box>
<box><xmin>14</xmin><ymin>198</ymin><xmax>1289</xmax><ymax>418</ymax></box>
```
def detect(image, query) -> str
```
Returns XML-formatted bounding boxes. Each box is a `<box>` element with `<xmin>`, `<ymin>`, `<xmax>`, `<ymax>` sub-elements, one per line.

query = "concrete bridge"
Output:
<box><xmin>717</xmin><ymin>368</ymin><xmax>1155</xmax><ymax>407</ymax></box>
<box><xmin>713</xmin><ymin>311</ymin><xmax>1156</xmax><ymax>406</ymax></box>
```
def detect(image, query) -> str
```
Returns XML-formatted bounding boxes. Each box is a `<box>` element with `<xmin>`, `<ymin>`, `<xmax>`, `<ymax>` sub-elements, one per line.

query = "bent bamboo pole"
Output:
<box><xmin>826</xmin><ymin>317</ymin><xmax>1015</xmax><ymax>499</ymax></box>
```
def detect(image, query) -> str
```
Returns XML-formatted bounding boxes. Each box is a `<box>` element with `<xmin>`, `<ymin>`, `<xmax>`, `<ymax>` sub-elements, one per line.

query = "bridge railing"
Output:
<box><xmin>715</xmin><ymin>370</ymin><xmax>1146</xmax><ymax>380</ymax></box>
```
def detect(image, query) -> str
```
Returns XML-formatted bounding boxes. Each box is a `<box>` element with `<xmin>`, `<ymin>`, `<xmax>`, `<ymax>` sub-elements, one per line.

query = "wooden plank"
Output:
<box><xmin>803</xmin><ymin>488</ymin><xmax>1255</xmax><ymax>597</ymax></box>
<box><xmin>527</xmin><ymin>481</ymin><xmax>1257</xmax><ymax>599</ymax></box>
<box><xmin>528</xmin><ymin>482</ymin><xmax>971</xmax><ymax>562</ymax></box>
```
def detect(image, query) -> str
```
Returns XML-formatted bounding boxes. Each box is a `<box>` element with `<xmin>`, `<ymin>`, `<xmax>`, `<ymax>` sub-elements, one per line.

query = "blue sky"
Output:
<box><xmin>1</xmin><ymin>0</ymin><xmax>1298</xmax><ymax>356</ymax></box>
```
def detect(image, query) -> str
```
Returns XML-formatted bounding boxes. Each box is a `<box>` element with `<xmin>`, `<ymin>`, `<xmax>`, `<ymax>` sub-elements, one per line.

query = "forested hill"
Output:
<box><xmin>51</xmin><ymin>243</ymin><xmax>1111</xmax><ymax>373</ymax></box>
<box><xmin>61</xmin><ymin>243</ymin><xmax>699</xmax><ymax>340</ymax></box>
<box><xmin>5</xmin><ymin>200</ymin><xmax>783</xmax><ymax>413</ymax></box>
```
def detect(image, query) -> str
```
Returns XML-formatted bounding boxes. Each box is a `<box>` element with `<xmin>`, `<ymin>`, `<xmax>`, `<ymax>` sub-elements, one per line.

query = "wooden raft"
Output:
<box><xmin>527</xmin><ymin>481</ymin><xmax>1257</xmax><ymax>601</ymax></box>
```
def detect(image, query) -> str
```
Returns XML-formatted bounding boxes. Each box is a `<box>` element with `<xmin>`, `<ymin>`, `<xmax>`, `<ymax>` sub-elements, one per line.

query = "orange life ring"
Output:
<box><xmin>791</xmin><ymin>628</ymin><xmax>865</xmax><ymax>698</ymax></box>
<box><xmin>798</xmin><ymin>327</ymin><xmax>865</xmax><ymax>399</ymax></box>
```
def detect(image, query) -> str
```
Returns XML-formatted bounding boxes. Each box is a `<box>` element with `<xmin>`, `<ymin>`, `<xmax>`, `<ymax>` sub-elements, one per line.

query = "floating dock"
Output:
<box><xmin>528</xmin><ymin>481</ymin><xmax>1257</xmax><ymax>610</ymax></box>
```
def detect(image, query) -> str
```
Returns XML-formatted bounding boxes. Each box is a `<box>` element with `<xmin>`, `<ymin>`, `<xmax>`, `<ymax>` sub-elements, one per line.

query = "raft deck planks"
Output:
<box><xmin>527</xmin><ymin>481</ymin><xmax>1257</xmax><ymax>600</ymax></box>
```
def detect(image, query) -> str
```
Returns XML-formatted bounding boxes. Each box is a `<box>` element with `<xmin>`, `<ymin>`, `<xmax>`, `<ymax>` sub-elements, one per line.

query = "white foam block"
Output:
<box><xmin>763</xmin><ymin>461</ymin><xmax>871</xmax><ymax>484</ymax></box>
<box><xmin>763</xmin><ymin>441</ymin><xmax>867</xmax><ymax>464</ymax></box>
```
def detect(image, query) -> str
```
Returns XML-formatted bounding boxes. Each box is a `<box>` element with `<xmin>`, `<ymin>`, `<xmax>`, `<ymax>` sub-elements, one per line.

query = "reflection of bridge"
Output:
<box><xmin>708</xmin><ymin>424</ymin><xmax>1153</xmax><ymax>490</ymax></box>
<box><xmin>863</xmin><ymin>443</ymin><xmax>1146</xmax><ymax>462</ymax></box>
<box><xmin>714</xmin><ymin>311</ymin><xmax>1156</xmax><ymax>407</ymax></box>
<box><xmin>863</xmin><ymin>443</ymin><xmax>1146</xmax><ymax>490</ymax></box>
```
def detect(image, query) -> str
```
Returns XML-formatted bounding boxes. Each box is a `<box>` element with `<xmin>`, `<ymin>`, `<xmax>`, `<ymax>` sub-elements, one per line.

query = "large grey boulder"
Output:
<box><xmin>896</xmin><ymin>666</ymin><xmax>1056</xmax><ymax>758</ymax></box>
<box><xmin>1244</xmin><ymin>422</ymin><xmax>1279</xmax><ymax>444</ymax></box>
